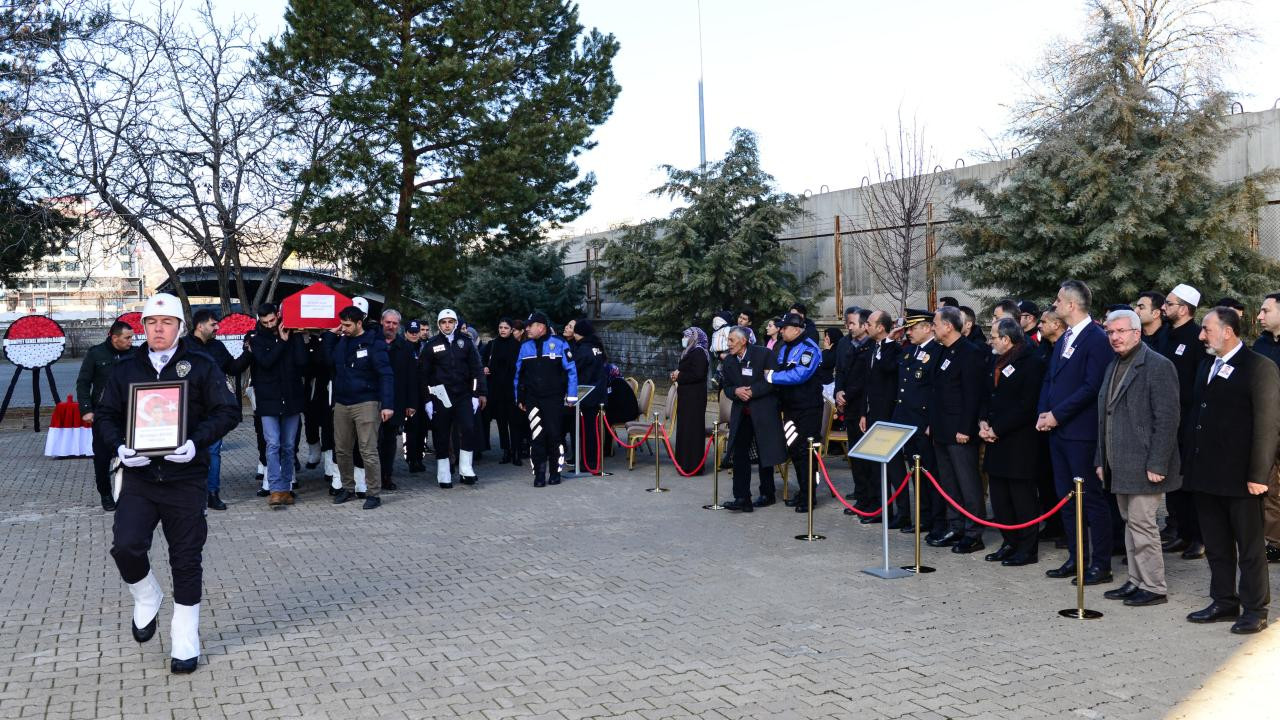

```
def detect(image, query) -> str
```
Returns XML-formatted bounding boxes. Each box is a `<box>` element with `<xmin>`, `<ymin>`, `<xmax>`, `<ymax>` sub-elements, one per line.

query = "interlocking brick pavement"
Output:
<box><xmin>0</xmin><ymin>423</ymin><xmax>1276</xmax><ymax>719</ymax></box>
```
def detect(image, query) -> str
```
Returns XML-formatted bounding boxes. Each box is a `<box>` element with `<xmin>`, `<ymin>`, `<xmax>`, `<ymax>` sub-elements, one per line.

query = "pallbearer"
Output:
<box><xmin>95</xmin><ymin>293</ymin><xmax>240</xmax><ymax>674</ymax></box>
<box><xmin>418</xmin><ymin>309</ymin><xmax>487</xmax><ymax>487</ymax></box>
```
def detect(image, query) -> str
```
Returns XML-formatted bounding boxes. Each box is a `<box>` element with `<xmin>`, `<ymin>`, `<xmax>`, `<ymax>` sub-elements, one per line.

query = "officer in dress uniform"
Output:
<box><xmin>893</xmin><ymin>309</ymin><xmax>946</xmax><ymax>538</ymax></box>
<box><xmin>765</xmin><ymin>312</ymin><xmax>825</xmax><ymax>512</ymax></box>
<box><xmin>401</xmin><ymin>320</ymin><xmax>429</xmax><ymax>473</ymax></box>
<box><xmin>514</xmin><ymin>311</ymin><xmax>578</xmax><ymax>487</ymax></box>
<box><xmin>95</xmin><ymin>293</ymin><xmax>240</xmax><ymax>674</ymax></box>
<box><xmin>418</xmin><ymin>309</ymin><xmax>487</xmax><ymax>488</ymax></box>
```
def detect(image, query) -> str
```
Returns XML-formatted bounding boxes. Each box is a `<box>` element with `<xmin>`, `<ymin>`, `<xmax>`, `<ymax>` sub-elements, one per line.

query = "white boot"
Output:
<box><xmin>259</xmin><ymin>464</ymin><xmax>269</xmax><ymax>492</ymax></box>
<box><xmin>459</xmin><ymin>450</ymin><xmax>475</xmax><ymax>481</ymax></box>
<box><xmin>437</xmin><ymin>459</ymin><xmax>453</xmax><ymax>488</ymax></box>
<box><xmin>305</xmin><ymin>442</ymin><xmax>322</xmax><ymax>467</ymax></box>
<box><xmin>324</xmin><ymin>450</ymin><xmax>340</xmax><ymax>490</ymax></box>
<box><xmin>170</xmin><ymin>602</ymin><xmax>200</xmax><ymax>673</ymax></box>
<box><xmin>127</xmin><ymin>571</ymin><xmax>163</xmax><ymax>642</ymax></box>
<box><xmin>354</xmin><ymin>466</ymin><xmax>367</xmax><ymax>494</ymax></box>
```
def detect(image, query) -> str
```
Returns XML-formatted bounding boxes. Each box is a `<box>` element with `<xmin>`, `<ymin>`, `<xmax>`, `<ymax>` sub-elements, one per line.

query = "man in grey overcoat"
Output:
<box><xmin>1094</xmin><ymin>309</ymin><xmax>1182</xmax><ymax>607</ymax></box>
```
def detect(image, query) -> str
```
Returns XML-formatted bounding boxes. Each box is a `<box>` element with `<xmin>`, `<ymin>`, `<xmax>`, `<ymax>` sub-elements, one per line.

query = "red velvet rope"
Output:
<box><xmin>603</xmin><ymin>414</ymin><xmax>655</xmax><ymax>449</ymax></box>
<box><xmin>923</xmin><ymin>468</ymin><xmax>1074</xmax><ymax>530</ymax></box>
<box><xmin>814</xmin><ymin>453</ymin><xmax>911</xmax><ymax>518</ymax></box>
<box><xmin>579</xmin><ymin>414</ymin><xmax>603</xmax><ymax>474</ymax></box>
<box><xmin>657</xmin><ymin>424</ymin><xmax>715</xmax><ymax>477</ymax></box>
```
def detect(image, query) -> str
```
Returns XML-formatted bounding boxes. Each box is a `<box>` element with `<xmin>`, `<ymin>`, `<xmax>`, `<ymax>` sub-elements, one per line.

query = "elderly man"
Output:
<box><xmin>1038</xmin><ymin>280</ymin><xmax>1114</xmax><ymax>586</ymax></box>
<box><xmin>377</xmin><ymin>309</ymin><xmax>418</xmax><ymax>490</ymax></box>
<box><xmin>1182</xmin><ymin>307</ymin><xmax>1280</xmax><ymax>634</ymax></box>
<box><xmin>1159</xmin><ymin>283</ymin><xmax>1207</xmax><ymax>558</ymax></box>
<box><xmin>1253</xmin><ymin>293</ymin><xmax>1280</xmax><ymax>564</ymax></box>
<box><xmin>1093</xmin><ymin>309</ymin><xmax>1181</xmax><ymax>607</ymax></box>
<box><xmin>721</xmin><ymin>327</ymin><xmax>784</xmax><ymax>511</ymax></box>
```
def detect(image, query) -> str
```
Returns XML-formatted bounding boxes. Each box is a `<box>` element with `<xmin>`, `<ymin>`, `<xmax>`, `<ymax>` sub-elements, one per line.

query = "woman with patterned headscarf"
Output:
<box><xmin>669</xmin><ymin>326</ymin><xmax>710</xmax><ymax>475</ymax></box>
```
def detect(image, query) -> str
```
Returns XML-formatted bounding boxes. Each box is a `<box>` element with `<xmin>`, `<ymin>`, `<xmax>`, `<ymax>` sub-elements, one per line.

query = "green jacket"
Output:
<box><xmin>76</xmin><ymin>340</ymin><xmax>131</xmax><ymax>415</ymax></box>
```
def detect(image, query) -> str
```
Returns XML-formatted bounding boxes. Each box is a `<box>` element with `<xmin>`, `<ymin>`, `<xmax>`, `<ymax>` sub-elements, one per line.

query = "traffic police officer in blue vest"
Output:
<box><xmin>765</xmin><ymin>312</ymin><xmax>825</xmax><ymax>512</ymax></box>
<box><xmin>514</xmin><ymin>311</ymin><xmax>578</xmax><ymax>487</ymax></box>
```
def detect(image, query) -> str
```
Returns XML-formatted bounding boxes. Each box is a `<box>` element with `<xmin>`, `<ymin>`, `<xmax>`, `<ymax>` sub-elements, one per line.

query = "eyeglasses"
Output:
<box><xmin>1161</xmin><ymin>299</ymin><xmax>1185</xmax><ymax>308</ymax></box>
<box><xmin>1104</xmin><ymin>328</ymin><xmax>1140</xmax><ymax>338</ymax></box>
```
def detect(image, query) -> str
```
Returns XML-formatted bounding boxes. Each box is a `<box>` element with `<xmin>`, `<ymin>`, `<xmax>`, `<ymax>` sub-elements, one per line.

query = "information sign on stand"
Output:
<box><xmin>849</xmin><ymin>422</ymin><xmax>917</xmax><ymax>579</ymax></box>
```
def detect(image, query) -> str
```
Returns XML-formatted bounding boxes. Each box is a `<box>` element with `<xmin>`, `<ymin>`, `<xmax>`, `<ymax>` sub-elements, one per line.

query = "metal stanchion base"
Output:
<box><xmin>1058</xmin><ymin>608</ymin><xmax>1103</xmax><ymax>619</ymax></box>
<box><xmin>902</xmin><ymin>565</ymin><xmax>936</xmax><ymax>574</ymax></box>
<box><xmin>795</xmin><ymin>534</ymin><xmax>827</xmax><ymax>541</ymax></box>
<box><xmin>646</xmin><ymin>487</ymin><xmax>670</xmax><ymax>493</ymax></box>
<box><xmin>863</xmin><ymin>567</ymin><xmax>913</xmax><ymax>579</ymax></box>
<box><xmin>702</xmin><ymin>503</ymin><xmax>725</xmax><ymax>510</ymax></box>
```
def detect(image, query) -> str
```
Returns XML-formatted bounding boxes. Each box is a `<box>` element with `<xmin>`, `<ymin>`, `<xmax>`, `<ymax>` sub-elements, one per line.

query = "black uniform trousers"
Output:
<box><xmin>526</xmin><ymin>398</ymin><xmax>564</xmax><ymax>476</ymax></box>
<box><xmin>404</xmin><ymin>410</ymin><xmax>428</xmax><ymax>468</ymax></box>
<box><xmin>377</xmin><ymin>410</ymin><xmax>405</xmax><ymax>481</ymax></box>
<box><xmin>90</xmin><ymin>424</ymin><xmax>113</xmax><ymax>498</ymax></box>
<box><xmin>989</xmin><ymin>475</ymin><xmax>1039</xmax><ymax>559</ymax></box>
<box><xmin>1196</xmin><ymin>492</ymin><xmax>1271</xmax><ymax>617</ymax></box>
<box><xmin>432</xmin><ymin>391</ymin><xmax>481</xmax><ymax>458</ymax></box>
<box><xmin>490</xmin><ymin>403</ymin><xmax>519</xmax><ymax>455</ymax></box>
<box><xmin>847</xmin><ymin>427</ymin><xmax>876</xmax><ymax>510</ymax></box>
<box><xmin>782</xmin><ymin>405</ymin><xmax>823</xmax><ymax>504</ymax></box>
<box><xmin>303</xmin><ymin>391</ymin><xmax>334</xmax><ymax>453</ymax></box>
<box><xmin>731</xmin><ymin>412</ymin><xmax>775</xmax><ymax>500</ymax></box>
<box><xmin>893</xmin><ymin>433</ymin><xmax>940</xmax><ymax>530</ymax></box>
<box><xmin>111</xmin><ymin>475</ymin><xmax>207</xmax><ymax>606</ymax></box>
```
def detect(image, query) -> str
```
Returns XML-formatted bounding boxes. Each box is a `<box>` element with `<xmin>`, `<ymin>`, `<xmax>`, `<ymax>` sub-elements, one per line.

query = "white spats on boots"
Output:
<box><xmin>324</xmin><ymin>450</ymin><xmax>340</xmax><ymax>490</ymax></box>
<box><xmin>459</xmin><ymin>450</ymin><xmax>475</xmax><ymax>477</ymax></box>
<box><xmin>305</xmin><ymin>442</ymin><xmax>321</xmax><ymax>467</ymax></box>
<box><xmin>169</xmin><ymin>602</ymin><xmax>200</xmax><ymax>673</ymax></box>
<box><xmin>437</xmin><ymin>459</ymin><xmax>453</xmax><ymax>488</ymax></box>
<box><xmin>127</xmin><ymin>572</ymin><xmax>163</xmax><ymax>642</ymax></box>
<box><xmin>259</xmin><ymin>463</ymin><xmax>269</xmax><ymax>492</ymax></box>
<box><xmin>354</xmin><ymin>466</ymin><xmax>368</xmax><ymax>494</ymax></box>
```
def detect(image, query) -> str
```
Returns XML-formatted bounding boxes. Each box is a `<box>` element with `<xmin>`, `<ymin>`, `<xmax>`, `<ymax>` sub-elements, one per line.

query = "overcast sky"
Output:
<box><xmin>226</xmin><ymin>0</ymin><xmax>1279</xmax><ymax>237</ymax></box>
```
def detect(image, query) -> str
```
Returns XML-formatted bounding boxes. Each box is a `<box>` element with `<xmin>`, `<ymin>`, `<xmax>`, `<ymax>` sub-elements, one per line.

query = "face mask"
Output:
<box><xmin>682</xmin><ymin>337</ymin><xmax>690</xmax><ymax>348</ymax></box>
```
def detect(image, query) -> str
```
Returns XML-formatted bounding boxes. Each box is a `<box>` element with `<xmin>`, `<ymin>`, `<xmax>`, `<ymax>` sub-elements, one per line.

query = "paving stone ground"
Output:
<box><xmin>1</xmin><ymin>422</ymin><xmax>1277</xmax><ymax>719</ymax></box>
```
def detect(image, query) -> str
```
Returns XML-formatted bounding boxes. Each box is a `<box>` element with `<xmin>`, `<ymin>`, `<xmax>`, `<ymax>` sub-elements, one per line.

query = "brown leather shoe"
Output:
<box><xmin>268</xmin><ymin>491</ymin><xmax>287</xmax><ymax>508</ymax></box>
<box><xmin>283</xmin><ymin>492</ymin><xmax>295</xmax><ymax>506</ymax></box>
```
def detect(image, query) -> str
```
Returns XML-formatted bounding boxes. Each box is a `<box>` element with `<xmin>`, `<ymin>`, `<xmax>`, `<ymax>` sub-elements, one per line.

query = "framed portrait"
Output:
<box><xmin>126</xmin><ymin>381</ymin><xmax>188</xmax><ymax>456</ymax></box>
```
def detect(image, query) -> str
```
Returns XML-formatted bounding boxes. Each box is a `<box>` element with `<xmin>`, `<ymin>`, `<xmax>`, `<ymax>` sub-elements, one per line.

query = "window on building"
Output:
<box><xmin>64</xmin><ymin>261</ymin><xmax>80</xmax><ymax>272</ymax></box>
<box><xmin>46</xmin><ymin>262</ymin><xmax>60</xmax><ymax>273</ymax></box>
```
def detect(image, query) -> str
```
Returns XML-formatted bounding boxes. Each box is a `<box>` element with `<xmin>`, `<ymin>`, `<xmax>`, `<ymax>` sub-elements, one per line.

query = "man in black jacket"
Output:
<box><xmin>836</xmin><ymin>309</ymin><xmax>874</xmax><ymax>513</ymax></box>
<box><xmin>721</xmin><ymin>327</ymin><xmax>784</xmax><ymax>511</ymax></box>
<box><xmin>929</xmin><ymin>306</ymin><xmax>987</xmax><ymax>553</ymax></box>
<box><xmin>1183</xmin><ymin>307</ymin><xmax>1280</xmax><ymax>634</ymax></box>
<box><xmin>855</xmin><ymin>312</ymin><xmax>903</xmax><ymax>519</ymax></box>
<box><xmin>95</xmin><ymin>293</ymin><xmax>241</xmax><ymax>674</ymax></box>
<box><xmin>1159</xmin><ymin>284</ymin><xmax>1207</xmax><ymax>558</ymax></box>
<box><xmin>188</xmin><ymin>310</ymin><xmax>252</xmax><ymax>511</ymax></box>
<box><xmin>1254</xmin><ymin>293</ymin><xmax>1280</xmax><ymax>564</ymax></box>
<box><xmin>247</xmin><ymin>307</ymin><xmax>306</xmax><ymax>508</ymax></box>
<box><xmin>76</xmin><ymin>320</ymin><xmax>134</xmax><ymax>510</ymax></box>
<box><xmin>327</xmin><ymin>305</ymin><xmax>394</xmax><ymax>509</ymax></box>
<box><xmin>892</xmin><ymin>310</ymin><xmax>944</xmax><ymax>534</ymax></box>
<box><xmin>377</xmin><ymin>309</ymin><xmax>418</xmax><ymax>490</ymax></box>
<box><xmin>418</xmin><ymin>308</ymin><xmax>487</xmax><ymax>487</ymax></box>
<box><xmin>402</xmin><ymin>320</ymin><xmax>429</xmax><ymax>472</ymax></box>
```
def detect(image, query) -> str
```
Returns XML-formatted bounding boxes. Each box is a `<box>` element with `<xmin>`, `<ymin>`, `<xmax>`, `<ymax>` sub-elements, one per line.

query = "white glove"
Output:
<box><xmin>163</xmin><ymin>439</ymin><xmax>196</xmax><ymax>464</ymax></box>
<box><xmin>471</xmin><ymin>397</ymin><xmax>479</xmax><ymax>413</ymax></box>
<box><xmin>565</xmin><ymin>395</ymin><xmax>577</xmax><ymax>407</ymax></box>
<box><xmin>425</xmin><ymin>403</ymin><xmax>434</xmax><ymax>420</ymax></box>
<box><xmin>117</xmin><ymin>445</ymin><xmax>151</xmax><ymax>468</ymax></box>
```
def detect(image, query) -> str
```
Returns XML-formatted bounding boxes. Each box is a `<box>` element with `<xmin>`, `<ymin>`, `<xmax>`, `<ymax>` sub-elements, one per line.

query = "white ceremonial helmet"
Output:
<box><xmin>438</xmin><ymin>308</ymin><xmax>458</xmax><ymax>322</ymax></box>
<box><xmin>352</xmin><ymin>296</ymin><xmax>369</xmax><ymax>314</ymax></box>
<box><xmin>140</xmin><ymin>293</ymin><xmax>186</xmax><ymax>339</ymax></box>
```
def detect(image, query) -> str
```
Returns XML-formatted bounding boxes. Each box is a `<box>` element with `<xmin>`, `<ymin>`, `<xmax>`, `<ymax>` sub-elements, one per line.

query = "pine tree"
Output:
<box><xmin>594</xmin><ymin>128</ymin><xmax>822</xmax><ymax>340</ymax></box>
<box><xmin>456</xmin><ymin>243</ymin><xmax>585</xmax><ymax>331</ymax></box>
<box><xmin>947</xmin><ymin>16</ymin><xmax>1279</xmax><ymax>307</ymax></box>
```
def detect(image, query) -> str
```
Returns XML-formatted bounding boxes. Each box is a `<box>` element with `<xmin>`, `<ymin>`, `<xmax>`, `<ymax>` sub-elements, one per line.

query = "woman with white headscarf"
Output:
<box><xmin>669</xmin><ymin>326</ymin><xmax>710</xmax><ymax>475</ymax></box>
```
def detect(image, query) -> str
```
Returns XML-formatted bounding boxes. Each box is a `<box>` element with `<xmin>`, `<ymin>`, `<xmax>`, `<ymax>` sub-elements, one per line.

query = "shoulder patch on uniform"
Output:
<box><xmin>175</xmin><ymin>360</ymin><xmax>191</xmax><ymax>378</ymax></box>
<box><xmin>456</xmin><ymin>339</ymin><xmax>465</xmax><ymax>349</ymax></box>
<box><xmin>800</xmin><ymin>352</ymin><xmax>814</xmax><ymax>365</ymax></box>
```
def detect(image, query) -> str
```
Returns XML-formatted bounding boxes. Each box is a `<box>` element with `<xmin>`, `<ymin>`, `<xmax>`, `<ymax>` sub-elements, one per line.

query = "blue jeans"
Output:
<box><xmin>206</xmin><ymin>439</ymin><xmax>223</xmax><ymax>494</ymax></box>
<box><xmin>261</xmin><ymin>414</ymin><xmax>301</xmax><ymax>492</ymax></box>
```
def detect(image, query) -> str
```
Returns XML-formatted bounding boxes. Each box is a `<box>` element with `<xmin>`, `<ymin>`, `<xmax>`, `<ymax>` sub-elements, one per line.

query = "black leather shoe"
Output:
<box><xmin>1187</xmin><ymin>602</ymin><xmax>1241</xmax><ymax>623</ymax></box>
<box><xmin>952</xmin><ymin>537</ymin><xmax>985</xmax><ymax>554</ymax></box>
<box><xmin>859</xmin><ymin>514</ymin><xmax>882</xmax><ymax>524</ymax></box>
<box><xmin>548</xmin><ymin>475</ymin><xmax>561</xmax><ymax>485</ymax></box>
<box><xmin>887</xmin><ymin>516</ymin><xmax>910</xmax><ymax>530</ymax></box>
<box><xmin>255</xmin><ymin>489</ymin><xmax>270</xmax><ymax>497</ymax></box>
<box><xmin>794</xmin><ymin>503</ymin><xmax>810</xmax><ymax>513</ymax></box>
<box><xmin>101</xmin><ymin>494</ymin><xmax>117</xmax><ymax>512</ymax></box>
<box><xmin>783</xmin><ymin>496</ymin><xmax>800</xmax><ymax>507</ymax></box>
<box><xmin>1181</xmin><ymin>541</ymin><xmax>1205</xmax><ymax>560</ymax></box>
<box><xmin>1103</xmin><ymin>581</ymin><xmax>1139</xmax><ymax>600</ymax></box>
<box><xmin>383</xmin><ymin>481</ymin><xmax>398</xmax><ymax>491</ymax></box>
<box><xmin>926</xmin><ymin>530</ymin><xmax>959</xmax><ymax>548</ymax></box>
<box><xmin>332</xmin><ymin>489</ymin><xmax>354</xmax><ymax>505</ymax></box>
<box><xmin>132</xmin><ymin>615</ymin><xmax>157</xmax><ymax>643</ymax></box>
<box><xmin>1162</xmin><ymin>538</ymin><xmax>1190</xmax><ymax>553</ymax></box>
<box><xmin>533</xmin><ymin>478</ymin><xmax>546</xmax><ymax>488</ymax></box>
<box><xmin>752</xmin><ymin>496</ymin><xmax>776</xmax><ymax>508</ymax></box>
<box><xmin>362</xmin><ymin>496</ymin><xmax>381</xmax><ymax>510</ymax></box>
<box><xmin>1045</xmin><ymin>560</ymin><xmax>1075</xmax><ymax>579</ymax></box>
<box><xmin>897</xmin><ymin>524</ymin><xmax>916</xmax><ymax>534</ymax></box>
<box><xmin>170</xmin><ymin>656</ymin><xmax>198</xmax><ymax>674</ymax></box>
<box><xmin>1071</xmin><ymin>567</ymin><xmax>1113</xmax><ymax>586</ymax></box>
<box><xmin>985</xmin><ymin>545</ymin><xmax>1015</xmax><ymax>562</ymax></box>
<box><xmin>460</xmin><ymin>475</ymin><xmax>478</xmax><ymax>485</ymax></box>
<box><xmin>206</xmin><ymin>493</ymin><xmax>226</xmax><ymax>511</ymax></box>
<box><xmin>500</xmin><ymin>452</ymin><xmax>513</xmax><ymax>464</ymax></box>
<box><xmin>1124</xmin><ymin>589</ymin><xmax>1168</xmax><ymax>607</ymax></box>
<box><xmin>1001</xmin><ymin>555</ymin><xmax>1038</xmax><ymax>566</ymax></box>
<box><xmin>1230</xmin><ymin>616</ymin><xmax>1268</xmax><ymax>634</ymax></box>
<box><xmin>1268</xmin><ymin>544</ymin><xmax>1280</xmax><ymax>564</ymax></box>
<box><xmin>725</xmin><ymin>499</ymin><xmax>753</xmax><ymax>513</ymax></box>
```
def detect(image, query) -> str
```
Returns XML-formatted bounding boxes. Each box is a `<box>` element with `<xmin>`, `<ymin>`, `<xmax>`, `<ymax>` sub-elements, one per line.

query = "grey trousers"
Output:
<box><xmin>933</xmin><ymin>440</ymin><xmax>983</xmax><ymax>540</ymax></box>
<box><xmin>334</xmin><ymin>401</ymin><xmax>382</xmax><ymax>497</ymax></box>
<box><xmin>1117</xmin><ymin>493</ymin><xmax>1166</xmax><ymax>594</ymax></box>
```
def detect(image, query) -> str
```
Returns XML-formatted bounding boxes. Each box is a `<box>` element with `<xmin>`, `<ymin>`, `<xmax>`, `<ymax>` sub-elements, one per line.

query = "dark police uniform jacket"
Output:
<box><xmin>892</xmin><ymin>337</ymin><xmax>943</xmax><ymax>429</ymax></box>
<box><xmin>95</xmin><ymin>338</ymin><xmax>241</xmax><ymax>483</ymax></box>
<box><xmin>419</xmin><ymin>332</ymin><xmax>486</xmax><ymax>407</ymax></box>
<box><xmin>515</xmin><ymin>336</ymin><xmax>578</xmax><ymax>405</ymax></box>
<box><xmin>721</xmin><ymin>344</ymin><xmax>785</xmax><ymax>467</ymax></box>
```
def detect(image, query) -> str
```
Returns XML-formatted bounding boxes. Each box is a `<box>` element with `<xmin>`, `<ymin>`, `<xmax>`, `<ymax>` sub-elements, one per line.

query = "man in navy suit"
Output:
<box><xmin>1037</xmin><ymin>279</ymin><xmax>1116</xmax><ymax>585</ymax></box>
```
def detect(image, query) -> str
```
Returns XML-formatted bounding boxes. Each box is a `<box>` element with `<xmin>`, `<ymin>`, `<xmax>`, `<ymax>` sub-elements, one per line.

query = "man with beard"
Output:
<box><xmin>1158</xmin><ymin>284</ymin><xmax>1207</xmax><ymax>559</ymax></box>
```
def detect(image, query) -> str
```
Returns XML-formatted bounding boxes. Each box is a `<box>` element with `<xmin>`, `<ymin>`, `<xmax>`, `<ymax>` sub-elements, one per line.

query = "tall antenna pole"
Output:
<box><xmin>697</xmin><ymin>0</ymin><xmax>707</xmax><ymax>173</ymax></box>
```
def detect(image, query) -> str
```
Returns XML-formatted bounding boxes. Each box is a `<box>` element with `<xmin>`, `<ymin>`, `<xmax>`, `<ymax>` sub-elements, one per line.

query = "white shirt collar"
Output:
<box><xmin>444</xmin><ymin>332</ymin><xmax>455</xmax><ymax>344</ymax></box>
<box><xmin>1065</xmin><ymin>317</ymin><xmax>1093</xmax><ymax>348</ymax></box>
<box><xmin>148</xmin><ymin>347</ymin><xmax>174</xmax><ymax>374</ymax></box>
<box><xmin>1217</xmin><ymin>341</ymin><xmax>1243</xmax><ymax>365</ymax></box>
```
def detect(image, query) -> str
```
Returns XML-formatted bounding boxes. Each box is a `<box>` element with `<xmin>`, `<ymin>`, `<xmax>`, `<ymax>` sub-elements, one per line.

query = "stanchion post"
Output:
<box><xmin>795</xmin><ymin>438</ymin><xmax>826</xmax><ymax>541</ymax></box>
<box><xmin>902</xmin><ymin>454</ymin><xmax>935</xmax><ymax>573</ymax></box>
<box><xmin>1059</xmin><ymin>477</ymin><xmax>1102</xmax><ymax>619</ymax></box>
<box><xmin>647</xmin><ymin>413</ymin><xmax>668</xmax><ymax>493</ymax></box>
<box><xmin>703</xmin><ymin>421</ymin><xmax>724</xmax><ymax>510</ymax></box>
<box><xmin>595</xmin><ymin>406</ymin><xmax>612</xmax><ymax>477</ymax></box>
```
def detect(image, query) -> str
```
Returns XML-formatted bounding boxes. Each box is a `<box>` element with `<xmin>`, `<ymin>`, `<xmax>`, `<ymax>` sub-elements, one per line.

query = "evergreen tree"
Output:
<box><xmin>455</xmin><ymin>242</ymin><xmax>585</xmax><ymax>331</ymax></box>
<box><xmin>594</xmin><ymin>128</ymin><xmax>822</xmax><ymax>340</ymax></box>
<box><xmin>259</xmin><ymin>0</ymin><xmax>620</xmax><ymax>306</ymax></box>
<box><xmin>947</xmin><ymin>16</ymin><xmax>1279</xmax><ymax>306</ymax></box>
